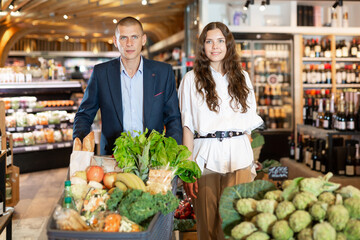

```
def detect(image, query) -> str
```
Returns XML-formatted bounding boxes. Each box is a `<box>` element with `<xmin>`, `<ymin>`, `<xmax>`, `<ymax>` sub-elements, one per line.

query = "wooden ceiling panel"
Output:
<box><xmin>1</xmin><ymin>0</ymin><xmax>189</xmax><ymax>43</ymax></box>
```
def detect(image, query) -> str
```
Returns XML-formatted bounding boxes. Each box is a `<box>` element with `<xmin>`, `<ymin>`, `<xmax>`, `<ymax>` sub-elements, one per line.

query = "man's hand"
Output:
<box><xmin>183</xmin><ymin>180</ymin><xmax>198</xmax><ymax>200</ymax></box>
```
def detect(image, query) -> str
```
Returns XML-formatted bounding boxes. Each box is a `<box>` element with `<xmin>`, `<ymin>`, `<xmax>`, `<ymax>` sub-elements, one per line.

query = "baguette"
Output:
<box><xmin>82</xmin><ymin>131</ymin><xmax>95</xmax><ymax>152</ymax></box>
<box><xmin>73</xmin><ymin>137</ymin><xmax>82</xmax><ymax>151</ymax></box>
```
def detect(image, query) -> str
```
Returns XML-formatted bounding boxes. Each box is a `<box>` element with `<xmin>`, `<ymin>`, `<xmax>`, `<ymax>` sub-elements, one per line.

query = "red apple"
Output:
<box><xmin>86</xmin><ymin>166</ymin><xmax>104</xmax><ymax>183</ymax></box>
<box><xmin>103</xmin><ymin>172</ymin><xmax>117</xmax><ymax>189</ymax></box>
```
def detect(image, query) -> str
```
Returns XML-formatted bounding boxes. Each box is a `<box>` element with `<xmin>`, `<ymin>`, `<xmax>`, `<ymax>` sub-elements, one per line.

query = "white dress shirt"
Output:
<box><xmin>178</xmin><ymin>68</ymin><xmax>263</xmax><ymax>175</ymax></box>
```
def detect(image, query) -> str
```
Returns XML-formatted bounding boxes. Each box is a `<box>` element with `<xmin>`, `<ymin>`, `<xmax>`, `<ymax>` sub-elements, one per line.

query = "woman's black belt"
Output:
<box><xmin>194</xmin><ymin>131</ymin><xmax>243</xmax><ymax>142</ymax></box>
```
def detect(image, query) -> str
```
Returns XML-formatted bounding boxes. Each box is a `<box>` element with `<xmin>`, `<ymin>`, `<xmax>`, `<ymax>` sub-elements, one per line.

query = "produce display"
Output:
<box><xmin>219</xmin><ymin>173</ymin><xmax>360</xmax><ymax>240</ymax></box>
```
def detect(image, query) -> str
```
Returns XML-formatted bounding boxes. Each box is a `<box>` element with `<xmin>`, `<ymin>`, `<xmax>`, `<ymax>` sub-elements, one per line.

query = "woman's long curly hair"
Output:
<box><xmin>194</xmin><ymin>22</ymin><xmax>249</xmax><ymax>113</ymax></box>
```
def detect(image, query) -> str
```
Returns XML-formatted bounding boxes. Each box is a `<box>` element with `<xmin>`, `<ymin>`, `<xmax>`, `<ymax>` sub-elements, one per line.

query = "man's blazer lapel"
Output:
<box><xmin>143</xmin><ymin>59</ymin><xmax>155</xmax><ymax>128</ymax></box>
<box><xmin>107</xmin><ymin>58</ymin><xmax>123</xmax><ymax>128</ymax></box>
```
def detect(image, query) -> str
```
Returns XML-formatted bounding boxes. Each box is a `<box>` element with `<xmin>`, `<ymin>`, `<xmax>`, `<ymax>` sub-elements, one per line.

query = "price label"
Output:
<box><xmin>24</xmin><ymin>147</ymin><xmax>33</xmax><ymax>152</ymax></box>
<box><xmin>7</xmin><ymin>109</ymin><xmax>14</xmax><ymax>114</ymax></box>
<box><xmin>8</xmin><ymin>127</ymin><xmax>16</xmax><ymax>132</ymax></box>
<box><xmin>17</xmin><ymin>127</ymin><xmax>24</xmax><ymax>131</ymax></box>
<box><xmin>48</xmin><ymin>124</ymin><xmax>55</xmax><ymax>129</ymax></box>
<box><xmin>58</xmin><ymin>143</ymin><xmax>65</xmax><ymax>148</ymax></box>
<box><xmin>26</xmin><ymin>109</ymin><xmax>33</xmax><ymax>113</ymax></box>
<box><xmin>60</xmin><ymin>123</ymin><xmax>67</xmax><ymax>128</ymax></box>
<box><xmin>65</xmin><ymin>142</ymin><xmax>71</xmax><ymax>147</ymax></box>
<box><xmin>35</xmin><ymin>125</ymin><xmax>44</xmax><ymax>130</ymax></box>
<box><xmin>32</xmin><ymin>146</ymin><xmax>40</xmax><ymax>151</ymax></box>
<box><xmin>269</xmin><ymin>167</ymin><xmax>288</xmax><ymax>180</ymax></box>
<box><xmin>46</xmin><ymin>145</ymin><xmax>54</xmax><ymax>150</ymax></box>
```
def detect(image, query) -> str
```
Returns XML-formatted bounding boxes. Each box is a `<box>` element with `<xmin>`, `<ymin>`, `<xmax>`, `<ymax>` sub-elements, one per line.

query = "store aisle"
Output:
<box><xmin>1</xmin><ymin>167</ymin><xmax>68</xmax><ymax>240</ymax></box>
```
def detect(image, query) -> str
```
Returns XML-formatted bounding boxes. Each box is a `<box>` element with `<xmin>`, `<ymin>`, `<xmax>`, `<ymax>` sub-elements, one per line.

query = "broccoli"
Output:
<box><xmin>343</xmin><ymin>197</ymin><xmax>360</xmax><ymax>219</ymax></box>
<box><xmin>288</xmin><ymin>210</ymin><xmax>312</xmax><ymax>232</ymax></box>
<box><xmin>299</xmin><ymin>173</ymin><xmax>340</xmax><ymax>197</ymax></box>
<box><xmin>309</xmin><ymin>202</ymin><xmax>328</xmax><ymax>222</ymax></box>
<box><xmin>245</xmin><ymin>231</ymin><xmax>270</xmax><ymax>240</ymax></box>
<box><xmin>336</xmin><ymin>185</ymin><xmax>360</xmax><ymax>199</ymax></box>
<box><xmin>327</xmin><ymin>205</ymin><xmax>349</xmax><ymax>231</ymax></box>
<box><xmin>231</xmin><ymin>221</ymin><xmax>257</xmax><ymax>240</ymax></box>
<box><xmin>292</xmin><ymin>191</ymin><xmax>317</xmax><ymax>210</ymax></box>
<box><xmin>318</xmin><ymin>191</ymin><xmax>336</xmax><ymax>205</ymax></box>
<box><xmin>344</xmin><ymin>219</ymin><xmax>360</xmax><ymax>240</ymax></box>
<box><xmin>313</xmin><ymin>222</ymin><xmax>336</xmax><ymax>240</ymax></box>
<box><xmin>275</xmin><ymin>201</ymin><xmax>295</xmax><ymax>220</ymax></box>
<box><xmin>271</xmin><ymin>220</ymin><xmax>294</xmax><ymax>240</ymax></box>
<box><xmin>297</xmin><ymin>228</ymin><xmax>313</xmax><ymax>240</ymax></box>
<box><xmin>256</xmin><ymin>199</ymin><xmax>278</xmax><ymax>214</ymax></box>
<box><xmin>264</xmin><ymin>190</ymin><xmax>283</xmax><ymax>202</ymax></box>
<box><xmin>106</xmin><ymin>188</ymin><xmax>124</xmax><ymax>211</ymax></box>
<box><xmin>255</xmin><ymin>213</ymin><xmax>277</xmax><ymax>233</ymax></box>
<box><xmin>236</xmin><ymin>198</ymin><xmax>257</xmax><ymax>217</ymax></box>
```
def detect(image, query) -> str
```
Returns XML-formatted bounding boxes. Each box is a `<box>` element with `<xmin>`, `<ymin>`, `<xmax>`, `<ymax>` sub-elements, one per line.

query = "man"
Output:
<box><xmin>73</xmin><ymin>16</ymin><xmax>182</xmax><ymax>155</ymax></box>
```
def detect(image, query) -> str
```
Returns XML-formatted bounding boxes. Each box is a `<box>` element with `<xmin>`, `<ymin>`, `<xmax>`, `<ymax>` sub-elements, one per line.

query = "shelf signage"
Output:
<box><xmin>269</xmin><ymin>166</ymin><xmax>288</xmax><ymax>180</ymax></box>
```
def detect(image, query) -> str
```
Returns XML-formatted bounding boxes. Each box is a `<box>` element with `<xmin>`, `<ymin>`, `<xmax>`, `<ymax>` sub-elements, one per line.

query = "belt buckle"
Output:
<box><xmin>217</xmin><ymin>131</ymin><xmax>225</xmax><ymax>142</ymax></box>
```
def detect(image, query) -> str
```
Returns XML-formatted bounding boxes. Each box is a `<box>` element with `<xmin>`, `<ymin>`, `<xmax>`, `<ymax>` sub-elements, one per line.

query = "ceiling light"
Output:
<box><xmin>9</xmin><ymin>4</ymin><xmax>14</xmax><ymax>9</ymax></box>
<box><xmin>141</xmin><ymin>0</ymin><xmax>147</xmax><ymax>5</ymax></box>
<box><xmin>63</xmin><ymin>14</ymin><xmax>68</xmax><ymax>19</ymax></box>
<box><xmin>243</xmin><ymin>0</ymin><xmax>254</xmax><ymax>11</ymax></box>
<box><xmin>10</xmin><ymin>11</ymin><xmax>21</xmax><ymax>16</ymax></box>
<box><xmin>64</xmin><ymin>35</ymin><xmax>69</xmax><ymax>40</ymax></box>
<box><xmin>113</xmin><ymin>19</ymin><xmax>117</xmax><ymax>24</ymax></box>
<box><xmin>259</xmin><ymin>0</ymin><xmax>269</xmax><ymax>11</ymax></box>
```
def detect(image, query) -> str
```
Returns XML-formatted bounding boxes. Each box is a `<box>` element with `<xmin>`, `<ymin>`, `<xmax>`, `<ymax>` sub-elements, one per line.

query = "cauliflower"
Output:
<box><xmin>298</xmin><ymin>228</ymin><xmax>313</xmax><ymax>240</ymax></box>
<box><xmin>256</xmin><ymin>199</ymin><xmax>278</xmax><ymax>214</ymax></box>
<box><xmin>71</xmin><ymin>184</ymin><xmax>90</xmax><ymax>201</ymax></box>
<box><xmin>299</xmin><ymin>173</ymin><xmax>340</xmax><ymax>197</ymax></box>
<box><xmin>271</xmin><ymin>220</ymin><xmax>294</xmax><ymax>240</ymax></box>
<box><xmin>231</xmin><ymin>221</ymin><xmax>257</xmax><ymax>240</ymax></box>
<box><xmin>264</xmin><ymin>190</ymin><xmax>283</xmax><ymax>202</ymax></box>
<box><xmin>336</xmin><ymin>185</ymin><xmax>360</xmax><ymax>199</ymax></box>
<box><xmin>309</xmin><ymin>202</ymin><xmax>328</xmax><ymax>221</ymax></box>
<box><xmin>245</xmin><ymin>231</ymin><xmax>270</xmax><ymax>240</ymax></box>
<box><xmin>236</xmin><ymin>198</ymin><xmax>257</xmax><ymax>217</ymax></box>
<box><xmin>313</xmin><ymin>222</ymin><xmax>336</xmax><ymax>240</ymax></box>
<box><xmin>327</xmin><ymin>205</ymin><xmax>349</xmax><ymax>231</ymax></box>
<box><xmin>281</xmin><ymin>180</ymin><xmax>293</xmax><ymax>190</ymax></box>
<box><xmin>344</xmin><ymin>219</ymin><xmax>360</xmax><ymax>240</ymax></box>
<box><xmin>255</xmin><ymin>213</ymin><xmax>277</xmax><ymax>233</ymax></box>
<box><xmin>336</xmin><ymin>232</ymin><xmax>347</xmax><ymax>240</ymax></box>
<box><xmin>289</xmin><ymin>210</ymin><xmax>312</xmax><ymax>232</ymax></box>
<box><xmin>343</xmin><ymin>197</ymin><xmax>360</xmax><ymax>219</ymax></box>
<box><xmin>318</xmin><ymin>191</ymin><xmax>336</xmax><ymax>205</ymax></box>
<box><xmin>292</xmin><ymin>191</ymin><xmax>317</xmax><ymax>210</ymax></box>
<box><xmin>275</xmin><ymin>201</ymin><xmax>295</xmax><ymax>220</ymax></box>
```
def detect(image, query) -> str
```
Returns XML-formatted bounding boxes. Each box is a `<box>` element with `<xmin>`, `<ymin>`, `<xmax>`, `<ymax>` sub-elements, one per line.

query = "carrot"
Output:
<box><xmin>103</xmin><ymin>214</ymin><xmax>121</xmax><ymax>232</ymax></box>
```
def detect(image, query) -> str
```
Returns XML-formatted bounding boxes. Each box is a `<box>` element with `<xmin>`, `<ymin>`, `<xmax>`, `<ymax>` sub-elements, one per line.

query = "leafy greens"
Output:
<box><xmin>113</xmin><ymin>129</ymin><xmax>201</xmax><ymax>183</ymax></box>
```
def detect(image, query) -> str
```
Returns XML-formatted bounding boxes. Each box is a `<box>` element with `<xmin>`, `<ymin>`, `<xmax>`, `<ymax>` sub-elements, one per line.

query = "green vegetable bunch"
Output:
<box><xmin>219</xmin><ymin>174</ymin><xmax>360</xmax><ymax>240</ymax></box>
<box><xmin>113</xmin><ymin>129</ymin><xmax>201</xmax><ymax>183</ymax></box>
<box><xmin>107</xmin><ymin>188</ymin><xmax>180</xmax><ymax>226</ymax></box>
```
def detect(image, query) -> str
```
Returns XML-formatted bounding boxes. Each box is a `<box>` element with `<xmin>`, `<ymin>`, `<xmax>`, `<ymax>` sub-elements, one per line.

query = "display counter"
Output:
<box><xmin>280</xmin><ymin>157</ymin><xmax>360</xmax><ymax>188</ymax></box>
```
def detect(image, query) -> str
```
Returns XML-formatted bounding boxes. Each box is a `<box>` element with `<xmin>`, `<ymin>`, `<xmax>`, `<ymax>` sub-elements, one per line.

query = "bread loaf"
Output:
<box><xmin>82</xmin><ymin>131</ymin><xmax>95</xmax><ymax>152</ymax></box>
<box><xmin>73</xmin><ymin>138</ymin><xmax>82</xmax><ymax>151</ymax></box>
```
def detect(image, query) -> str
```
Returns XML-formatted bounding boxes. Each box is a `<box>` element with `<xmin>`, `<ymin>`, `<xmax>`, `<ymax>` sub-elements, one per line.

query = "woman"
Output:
<box><xmin>178</xmin><ymin>22</ymin><xmax>263</xmax><ymax>240</ymax></box>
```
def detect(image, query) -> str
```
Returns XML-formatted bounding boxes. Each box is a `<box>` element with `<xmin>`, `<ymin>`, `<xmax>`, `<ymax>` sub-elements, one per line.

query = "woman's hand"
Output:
<box><xmin>246</xmin><ymin>133</ymin><xmax>252</xmax><ymax>143</ymax></box>
<box><xmin>183</xmin><ymin>179</ymin><xmax>198</xmax><ymax>200</ymax></box>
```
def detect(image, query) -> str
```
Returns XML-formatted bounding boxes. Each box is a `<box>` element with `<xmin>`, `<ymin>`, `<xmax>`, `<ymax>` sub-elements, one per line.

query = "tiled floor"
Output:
<box><xmin>1</xmin><ymin>167</ymin><xmax>68</xmax><ymax>240</ymax></box>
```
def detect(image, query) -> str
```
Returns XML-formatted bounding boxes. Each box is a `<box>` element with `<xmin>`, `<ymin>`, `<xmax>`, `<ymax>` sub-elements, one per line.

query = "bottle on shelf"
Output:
<box><xmin>310</xmin><ymin>138</ymin><xmax>318</xmax><ymax>170</ymax></box>
<box><xmin>315</xmin><ymin>139</ymin><xmax>323</xmax><ymax>172</ymax></box>
<box><xmin>336</xmin><ymin>100</ymin><xmax>347</xmax><ymax>131</ymax></box>
<box><xmin>320</xmin><ymin>140</ymin><xmax>328</xmax><ymax>174</ymax></box>
<box><xmin>316</xmin><ymin>99</ymin><xmax>324</xmax><ymax>128</ymax></box>
<box><xmin>304</xmin><ymin>39</ymin><xmax>311</xmax><ymax>57</ymax></box>
<box><xmin>345</xmin><ymin>144</ymin><xmax>355</xmax><ymax>177</ymax></box>
<box><xmin>314</xmin><ymin>38</ymin><xmax>322</xmax><ymax>58</ymax></box>
<box><xmin>289</xmin><ymin>133</ymin><xmax>295</xmax><ymax>160</ymax></box>
<box><xmin>324</xmin><ymin>39</ymin><xmax>332</xmax><ymax>58</ymax></box>
<box><xmin>346</xmin><ymin>101</ymin><xmax>355</xmax><ymax>131</ymax></box>
<box><xmin>296</xmin><ymin>133</ymin><xmax>303</xmax><ymax>163</ymax></box>
<box><xmin>342</xmin><ymin>40</ymin><xmax>349</xmax><ymax>58</ymax></box>
<box><xmin>323</xmin><ymin>99</ymin><xmax>332</xmax><ymax>130</ymax></box>
<box><xmin>350</xmin><ymin>38</ymin><xmax>358</xmax><ymax>58</ymax></box>
<box><xmin>336</xmin><ymin>41</ymin><xmax>342</xmax><ymax>58</ymax></box>
<box><xmin>305</xmin><ymin>137</ymin><xmax>313</xmax><ymax>168</ymax></box>
<box><xmin>355</xmin><ymin>144</ymin><xmax>360</xmax><ymax>176</ymax></box>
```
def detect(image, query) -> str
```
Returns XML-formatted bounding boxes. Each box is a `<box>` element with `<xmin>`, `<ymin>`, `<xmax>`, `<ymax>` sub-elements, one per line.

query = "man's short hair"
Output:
<box><xmin>115</xmin><ymin>17</ymin><xmax>144</xmax><ymax>36</ymax></box>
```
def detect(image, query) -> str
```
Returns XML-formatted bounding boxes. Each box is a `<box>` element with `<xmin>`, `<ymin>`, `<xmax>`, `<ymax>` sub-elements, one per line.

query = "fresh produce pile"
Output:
<box><xmin>173</xmin><ymin>198</ymin><xmax>196</xmax><ymax>232</ymax></box>
<box><xmin>219</xmin><ymin>173</ymin><xmax>360</xmax><ymax>240</ymax></box>
<box><xmin>113</xmin><ymin>129</ymin><xmax>201</xmax><ymax>183</ymax></box>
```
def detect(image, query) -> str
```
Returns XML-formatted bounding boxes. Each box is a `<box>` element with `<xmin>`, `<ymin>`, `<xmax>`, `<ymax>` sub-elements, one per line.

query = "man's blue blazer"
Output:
<box><xmin>73</xmin><ymin>57</ymin><xmax>182</xmax><ymax>155</ymax></box>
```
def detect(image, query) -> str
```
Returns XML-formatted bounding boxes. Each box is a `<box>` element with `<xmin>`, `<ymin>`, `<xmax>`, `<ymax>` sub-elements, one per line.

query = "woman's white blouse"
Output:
<box><xmin>178</xmin><ymin>68</ymin><xmax>264</xmax><ymax>175</ymax></box>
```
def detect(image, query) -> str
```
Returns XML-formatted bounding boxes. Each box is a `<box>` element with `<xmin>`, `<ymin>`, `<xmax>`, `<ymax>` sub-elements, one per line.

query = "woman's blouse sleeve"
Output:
<box><xmin>244</xmin><ymin>71</ymin><xmax>264</xmax><ymax>134</ymax></box>
<box><xmin>178</xmin><ymin>71</ymin><xmax>195</xmax><ymax>133</ymax></box>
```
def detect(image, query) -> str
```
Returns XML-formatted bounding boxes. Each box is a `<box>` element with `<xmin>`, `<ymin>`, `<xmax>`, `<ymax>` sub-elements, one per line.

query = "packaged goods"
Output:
<box><xmin>23</xmin><ymin>132</ymin><xmax>35</xmax><ymax>146</ymax></box>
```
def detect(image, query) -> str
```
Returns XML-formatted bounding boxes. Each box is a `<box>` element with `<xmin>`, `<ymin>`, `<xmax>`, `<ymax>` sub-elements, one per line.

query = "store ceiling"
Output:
<box><xmin>0</xmin><ymin>0</ymin><xmax>189</xmax><ymax>43</ymax></box>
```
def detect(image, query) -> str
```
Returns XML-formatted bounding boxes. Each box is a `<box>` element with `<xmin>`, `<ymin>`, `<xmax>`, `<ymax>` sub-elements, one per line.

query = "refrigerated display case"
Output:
<box><xmin>234</xmin><ymin>33</ymin><xmax>294</xmax><ymax>132</ymax></box>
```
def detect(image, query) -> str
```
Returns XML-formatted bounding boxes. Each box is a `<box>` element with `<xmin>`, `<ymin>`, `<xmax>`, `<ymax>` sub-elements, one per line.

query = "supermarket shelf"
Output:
<box><xmin>302</xmin><ymin>57</ymin><xmax>331</xmax><ymax>62</ymax></box>
<box><xmin>303</xmin><ymin>84</ymin><xmax>332</xmax><ymax>88</ymax></box>
<box><xmin>336</xmin><ymin>84</ymin><xmax>360</xmax><ymax>88</ymax></box>
<box><xmin>6</xmin><ymin>122</ymin><xmax>73</xmax><ymax>133</ymax></box>
<box><xmin>335</xmin><ymin>58</ymin><xmax>360</xmax><ymax>62</ymax></box>
<box><xmin>9</xmin><ymin>51</ymin><xmax>119</xmax><ymax>58</ymax></box>
<box><xmin>297</xmin><ymin>124</ymin><xmax>360</xmax><ymax>140</ymax></box>
<box><xmin>13</xmin><ymin>141</ymin><xmax>73</xmax><ymax>154</ymax></box>
<box><xmin>0</xmin><ymin>81</ymin><xmax>81</xmax><ymax>89</ymax></box>
<box><xmin>6</xmin><ymin>106</ymin><xmax>77</xmax><ymax>114</ymax></box>
<box><xmin>254</xmin><ymin>83</ymin><xmax>290</xmax><ymax>87</ymax></box>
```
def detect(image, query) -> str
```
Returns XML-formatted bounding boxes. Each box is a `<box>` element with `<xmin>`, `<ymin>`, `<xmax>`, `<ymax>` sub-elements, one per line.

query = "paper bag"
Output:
<box><xmin>69</xmin><ymin>151</ymin><xmax>94</xmax><ymax>177</ymax></box>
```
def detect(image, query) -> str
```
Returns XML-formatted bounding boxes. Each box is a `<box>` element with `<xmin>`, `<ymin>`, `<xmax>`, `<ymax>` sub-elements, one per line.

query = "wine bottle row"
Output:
<box><xmin>303</xmin><ymin>89</ymin><xmax>360</xmax><ymax>131</ymax></box>
<box><xmin>289</xmin><ymin>133</ymin><xmax>360</xmax><ymax>177</ymax></box>
<box><xmin>259</xmin><ymin>108</ymin><xmax>289</xmax><ymax>129</ymax></box>
<box><xmin>303</xmin><ymin>37</ymin><xmax>360</xmax><ymax>58</ymax></box>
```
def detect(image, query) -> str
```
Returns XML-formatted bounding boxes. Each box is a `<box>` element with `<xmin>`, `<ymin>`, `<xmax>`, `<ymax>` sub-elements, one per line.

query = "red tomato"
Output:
<box><xmin>86</xmin><ymin>166</ymin><xmax>104</xmax><ymax>182</ymax></box>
